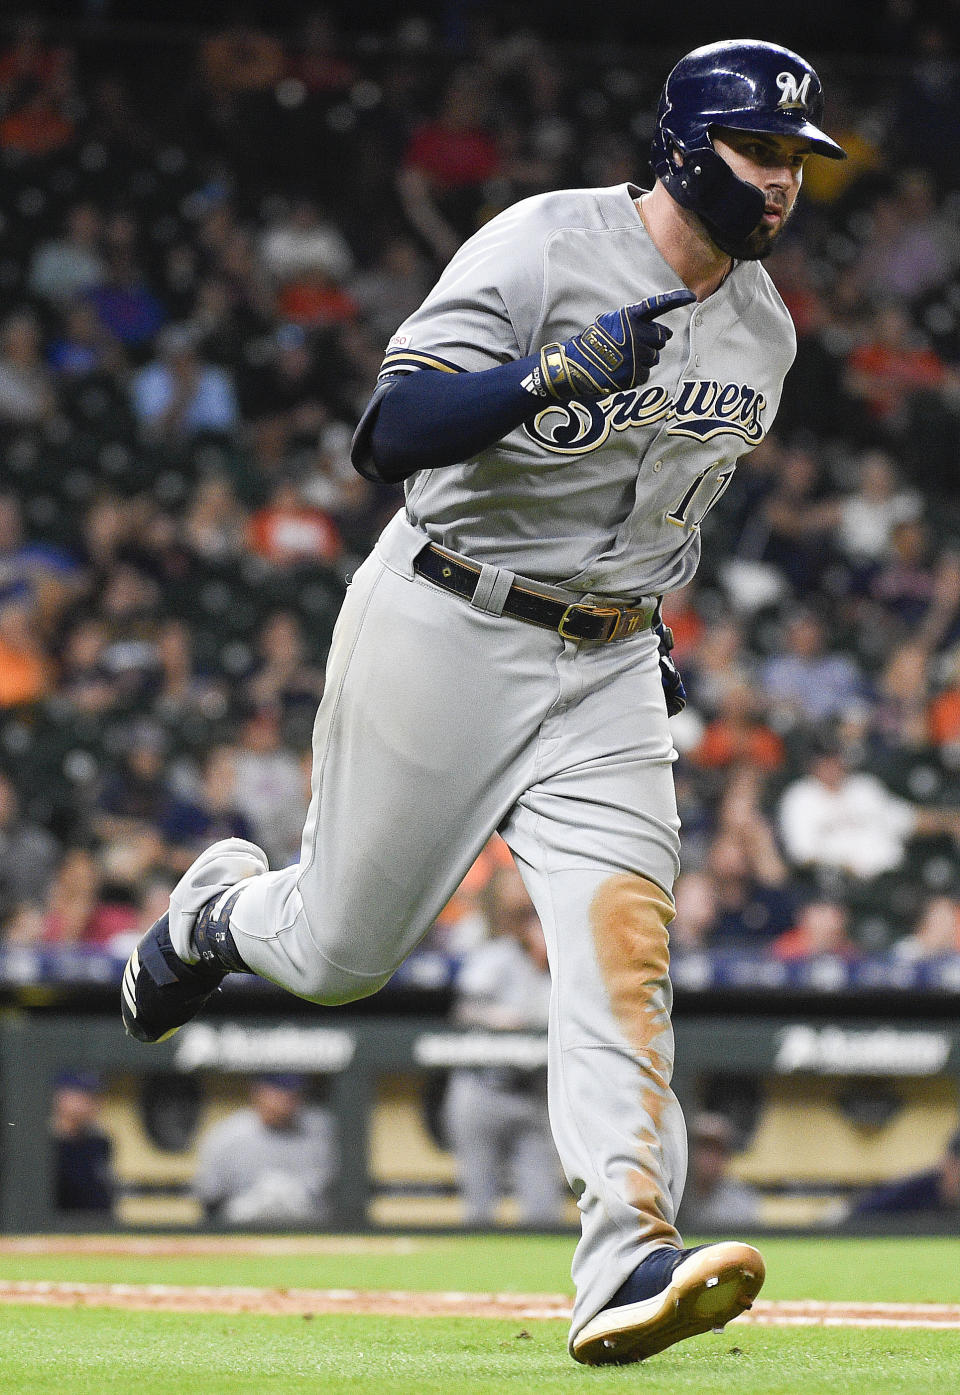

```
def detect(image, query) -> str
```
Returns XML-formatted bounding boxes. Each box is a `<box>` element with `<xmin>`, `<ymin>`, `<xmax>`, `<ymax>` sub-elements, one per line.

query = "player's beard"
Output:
<box><xmin>711</xmin><ymin>191</ymin><xmax>793</xmax><ymax>261</ymax></box>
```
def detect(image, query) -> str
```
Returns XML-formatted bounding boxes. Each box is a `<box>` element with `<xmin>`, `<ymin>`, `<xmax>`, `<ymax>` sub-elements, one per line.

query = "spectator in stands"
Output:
<box><xmin>131</xmin><ymin>325</ymin><xmax>239</xmax><ymax>443</ymax></box>
<box><xmin>92</xmin><ymin>721</ymin><xmax>176</xmax><ymax>859</ymax></box>
<box><xmin>848</xmin><ymin>1126</ymin><xmax>960</xmax><ymax>1217</ymax></box>
<box><xmin>0</xmin><ymin>310</ymin><xmax>57</xmax><ymax>426</ymax></box>
<box><xmin>688</xmin><ymin>681</ymin><xmax>785</xmax><ymax>775</ymax></box>
<box><xmin>242</xmin><ymin>609</ymin><xmax>325</xmax><ymax>725</ymax></box>
<box><xmin>872</xmin><ymin>639</ymin><xmax>931</xmax><ymax>751</ymax></box>
<box><xmin>845</xmin><ymin>305</ymin><xmax>947</xmax><ymax>437</ymax></box>
<box><xmin>28</xmin><ymin>203</ymin><xmax>105</xmax><ymax>306</ymax></box>
<box><xmin>676</xmin><ymin>1113</ymin><xmax>760</xmax><ymax>1231</ymax></box>
<box><xmin>231</xmin><ymin>706</ymin><xmax>308</xmax><ymax>866</ymax></box>
<box><xmin>349</xmin><ymin>237</ymin><xmax>435</xmax><ymax>344</ymax></box>
<box><xmin>40</xmin><ymin>848</ymin><xmax>129</xmax><ymax>947</ymax></box>
<box><xmin>47</xmin><ymin>299</ymin><xmax>123</xmax><ymax>381</ymax></box>
<box><xmin>183</xmin><ymin>475</ymin><xmax>249</xmax><ymax>564</ymax></box>
<box><xmin>771</xmin><ymin>899</ymin><xmax>860</xmax><ymax>961</ymax></box>
<box><xmin>670</xmin><ymin>870</ymin><xmax>718</xmax><ymax>953</ymax></box>
<box><xmin>761</xmin><ymin>609</ymin><xmax>866</xmax><ymax>730</ymax></box>
<box><xmin>928</xmin><ymin>647</ymin><xmax>960</xmax><ymax>751</ymax></box>
<box><xmin>55</xmin><ymin>615</ymin><xmax>124</xmax><ymax>718</ymax></box>
<box><xmin>92</xmin><ymin>561</ymin><xmax>164</xmax><ymax>705</ymax></box>
<box><xmin>300</xmin><ymin>420</ymin><xmax>374</xmax><ymax>535</ymax></box>
<box><xmin>187</xmin><ymin>274</ymin><xmax>270</xmax><ymax>373</ymax></box>
<box><xmin>834</xmin><ymin>450</ymin><xmax>921</xmax><ymax>567</ymax></box>
<box><xmin>0</xmin><ymin>26</ymin><xmax>76</xmax><ymax>158</ymax></box>
<box><xmin>0</xmin><ymin>769</ymin><xmax>59</xmax><ymax>923</ymax></box>
<box><xmin>87</xmin><ymin>218</ymin><xmax>166</xmax><ymax>350</ymax></box>
<box><xmin>778</xmin><ymin>737</ymin><xmax>960</xmax><ymax>882</ymax></box>
<box><xmin>0</xmin><ymin>585</ymin><xmax>51</xmax><ymax>708</ymax></box>
<box><xmin>892</xmin><ymin>895</ymin><xmax>960</xmax><ymax>961</ymax></box>
<box><xmin>397</xmin><ymin>66</ymin><xmax>501</xmax><ymax>262</ymax></box>
<box><xmin>50</xmin><ymin>1069</ymin><xmax>115</xmax><ymax>1213</ymax></box>
<box><xmin>682</xmin><ymin>616</ymin><xmax>756</xmax><ymax>716</ymax></box>
<box><xmin>0</xmin><ymin>16</ymin><xmax>71</xmax><ymax>105</ymax></box>
<box><xmin>193</xmin><ymin>1073</ymin><xmax>338</xmax><ymax>1224</ymax></box>
<box><xmin>697</xmin><ymin>829</ymin><xmax>796</xmax><ymax>952</ymax></box>
<box><xmin>261</xmin><ymin>201</ymin><xmax>358</xmax><ymax>331</ymax></box>
<box><xmin>285</xmin><ymin>7</ymin><xmax>358</xmax><ymax>100</ymax></box>
<box><xmin>260</xmin><ymin>198</ymin><xmax>354</xmax><ymax>289</ymax></box>
<box><xmin>734</xmin><ymin>444</ymin><xmax>840</xmax><ymax>599</ymax></box>
<box><xmin>147</xmin><ymin>617</ymin><xmax>229</xmax><ymax>727</ymax></box>
<box><xmin>851</xmin><ymin>170</ymin><xmax>957</xmax><ymax>306</ymax></box>
<box><xmin>248</xmin><ymin>479</ymin><xmax>342</xmax><ymax>568</ymax></box>
<box><xmin>429</xmin><ymin>834</ymin><xmax>515</xmax><ymax>954</ymax></box>
<box><xmin>866</xmin><ymin>519</ymin><xmax>960</xmax><ymax>651</ymax></box>
<box><xmin>103</xmin><ymin>870</ymin><xmax>176</xmax><ymax>960</ymax></box>
<box><xmin>199</xmin><ymin>17</ymin><xmax>284</xmax><ymax>97</ymax></box>
<box><xmin>160</xmin><ymin>745</ymin><xmax>255</xmax><ymax>873</ymax></box>
<box><xmin>240</xmin><ymin>322</ymin><xmax>338</xmax><ymax>473</ymax></box>
<box><xmin>443</xmin><ymin>864</ymin><xmax>566</xmax><ymax>1227</ymax></box>
<box><xmin>0</xmin><ymin>490</ymin><xmax>83</xmax><ymax>631</ymax></box>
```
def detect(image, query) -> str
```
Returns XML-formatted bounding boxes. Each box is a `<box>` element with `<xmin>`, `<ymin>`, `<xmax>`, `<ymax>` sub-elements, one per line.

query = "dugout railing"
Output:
<box><xmin>3</xmin><ymin>1002</ymin><xmax>960</xmax><ymax>1233</ymax></box>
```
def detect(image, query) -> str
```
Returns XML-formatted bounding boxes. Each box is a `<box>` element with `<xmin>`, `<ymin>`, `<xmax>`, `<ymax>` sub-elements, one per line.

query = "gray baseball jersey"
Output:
<box><xmin>378</xmin><ymin>182</ymin><xmax>795</xmax><ymax>597</ymax></box>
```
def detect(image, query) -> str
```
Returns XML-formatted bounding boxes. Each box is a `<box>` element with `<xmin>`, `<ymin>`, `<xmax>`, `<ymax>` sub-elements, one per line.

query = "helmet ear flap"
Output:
<box><xmin>661</xmin><ymin>145</ymin><xmax>767</xmax><ymax>255</ymax></box>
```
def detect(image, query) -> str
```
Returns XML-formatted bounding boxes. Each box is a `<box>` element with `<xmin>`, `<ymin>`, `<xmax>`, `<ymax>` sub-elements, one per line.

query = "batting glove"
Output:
<box><xmin>655</xmin><ymin>620</ymin><xmax>687</xmax><ymax>717</ymax></box>
<box><xmin>532</xmin><ymin>289</ymin><xmax>696</xmax><ymax>403</ymax></box>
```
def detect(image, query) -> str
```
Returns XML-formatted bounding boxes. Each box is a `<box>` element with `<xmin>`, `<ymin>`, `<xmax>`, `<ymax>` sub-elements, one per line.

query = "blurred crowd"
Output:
<box><xmin>1</xmin><ymin>9</ymin><xmax>960</xmax><ymax>969</ymax></box>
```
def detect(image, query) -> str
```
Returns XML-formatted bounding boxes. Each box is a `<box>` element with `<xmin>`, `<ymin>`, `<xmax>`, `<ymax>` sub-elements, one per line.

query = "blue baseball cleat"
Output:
<box><xmin>121</xmin><ymin>888</ymin><xmax>248</xmax><ymax>1044</ymax></box>
<box><xmin>572</xmin><ymin>1241</ymin><xmax>765</xmax><ymax>1365</ymax></box>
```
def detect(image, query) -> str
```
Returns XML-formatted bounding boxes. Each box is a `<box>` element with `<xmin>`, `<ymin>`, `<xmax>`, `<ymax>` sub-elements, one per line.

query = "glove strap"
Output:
<box><xmin>539</xmin><ymin>309</ymin><xmax>633</xmax><ymax>402</ymax></box>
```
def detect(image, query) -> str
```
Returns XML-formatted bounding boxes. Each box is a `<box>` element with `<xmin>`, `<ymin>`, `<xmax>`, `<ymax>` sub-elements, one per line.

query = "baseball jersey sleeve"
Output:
<box><xmin>378</xmin><ymin>198</ymin><xmax>549</xmax><ymax>378</ymax></box>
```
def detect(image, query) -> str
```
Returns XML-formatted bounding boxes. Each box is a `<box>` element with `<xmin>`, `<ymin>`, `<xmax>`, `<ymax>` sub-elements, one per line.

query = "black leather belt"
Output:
<box><xmin>414</xmin><ymin>544</ymin><xmax>657</xmax><ymax>644</ymax></box>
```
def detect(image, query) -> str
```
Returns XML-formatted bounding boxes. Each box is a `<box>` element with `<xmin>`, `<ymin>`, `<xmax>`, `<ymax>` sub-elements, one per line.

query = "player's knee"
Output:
<box><xmin>293</xmin><ymin>961</ymin><xmax>393</xmax><ymax>1007</ymax></box>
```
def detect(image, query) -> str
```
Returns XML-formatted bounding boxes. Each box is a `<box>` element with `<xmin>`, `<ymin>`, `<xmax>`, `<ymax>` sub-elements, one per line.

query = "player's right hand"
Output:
<box><xmin>537</xmin><ymin>289</ymin><xmax>696</xmax><ymax>403</ymax></box>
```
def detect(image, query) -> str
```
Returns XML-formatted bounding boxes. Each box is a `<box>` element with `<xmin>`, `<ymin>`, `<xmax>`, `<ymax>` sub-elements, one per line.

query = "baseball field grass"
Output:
<box><xmin>2</xmin><ymin>1234</ymin><xmax>959</xmax><ymax>1393</ymax></box>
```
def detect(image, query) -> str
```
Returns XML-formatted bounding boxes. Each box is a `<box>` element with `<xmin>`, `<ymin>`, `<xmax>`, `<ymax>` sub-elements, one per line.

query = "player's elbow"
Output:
<box><xmin>350</xmin><ymin>376</ymin><xmax>417</xmax><ymax>484</ymax></box>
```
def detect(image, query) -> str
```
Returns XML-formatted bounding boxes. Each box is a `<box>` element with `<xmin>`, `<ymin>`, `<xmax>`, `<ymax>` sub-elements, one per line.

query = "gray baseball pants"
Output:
<box><xmin>168</xmin><ymin>512</ymin><xmax>687</xmax><ymax>1347</ymax></box>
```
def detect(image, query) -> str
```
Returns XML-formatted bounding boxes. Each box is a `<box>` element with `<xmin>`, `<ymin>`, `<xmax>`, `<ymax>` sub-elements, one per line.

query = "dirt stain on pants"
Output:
<box><xmin>591</xmin><ymin>872</ymin><xmax>682</xmax><ymax>1249</ymax></box>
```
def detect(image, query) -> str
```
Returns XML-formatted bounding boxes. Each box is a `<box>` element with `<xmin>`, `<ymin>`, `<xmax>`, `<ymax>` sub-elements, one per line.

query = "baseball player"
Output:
<box><xmin>122</xmin><ymin>40</ymin><xmax>844</xmax><ymax>1364</ymax></box>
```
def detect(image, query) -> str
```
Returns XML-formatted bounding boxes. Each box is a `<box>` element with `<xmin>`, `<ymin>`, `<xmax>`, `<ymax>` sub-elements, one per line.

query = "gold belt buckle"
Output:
<box><xmin>558</xmin><ymin>603</ymin><xmax>622</xmax><ymax>643</ymax></box>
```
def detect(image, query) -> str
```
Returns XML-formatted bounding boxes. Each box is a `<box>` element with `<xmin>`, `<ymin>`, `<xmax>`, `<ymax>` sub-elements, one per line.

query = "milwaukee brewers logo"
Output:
<box><xmin>523</xmin><ymin>379</ymin><xmax>767</xmax><ymax>456</ymax></box>
<box><xmin>776</xmin><ymin>71</ymin><xmax>812</xmax><ymax>110</ymax></box>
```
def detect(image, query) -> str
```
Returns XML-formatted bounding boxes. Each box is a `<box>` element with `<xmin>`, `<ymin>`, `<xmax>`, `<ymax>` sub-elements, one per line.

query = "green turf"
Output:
<box><xmin>2</xmin><ymin>1234</ymin><xmax>959</xmax><ymax>1302</ymax></box>
<box><xmin>3</xmin><ymin>1235</ymin><xmax>960</xmax><ymax>1394</ymax></box>
<box><xmin>3</xmin><ymin>1306</ymin><xmax>960</xmax><ymax>1395</ymax></box>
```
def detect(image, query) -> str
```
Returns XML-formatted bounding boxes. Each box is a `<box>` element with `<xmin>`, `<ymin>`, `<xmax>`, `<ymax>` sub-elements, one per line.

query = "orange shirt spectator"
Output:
<box><xmin>200</xmin><ymin>23</ymin><xmax>283</xmax><ymax>94</ymax></box>
<box><xmin>660</xmin><ymin>588</ymin><xmax>705</xmax><ymax>661</ymax></box>
<box><xmin>772</xmin><ymin>901</ymin><xmax>859</xmax><ymax>961</ymax></box>
<box><xmin>276</xmin><ymin>277</ymin><xmax>358</xmax><ymax>328</ymax></box>
<box><xmin>846</xmin><ymin>307</ymin><xmax>945</xmax><ymax>427</ymax></box>
<box><xmin>689</xmin><ymin>684</ymin><xmax>785</xmax><ymax>772</ymax></box>
<box><xmin>0</xmin><ymin>594</ymin><xmax>50</xmax><ymax>706</ymax></box>
<box><xmin>0</xmin><ymin>96</ymin><xmax>74</xmax><ymax>157</ymax></box>
<box><xmin>929</xmin><ymin>683</ymin><xmax>960</xmax><ymax>747</ymax></box>
<box><xmin>434</xmin><ymin>836</ymin><xmax>514</xmax><ymax>941</ymax></box>
<box><xmin>691</xmin><ymin>719</ymin><xmax>784</xmax><ymax>772</ymax></box>
<box><xmin>248</xmin><ymin>483</ymin><xmax>342</xmax><ymax>567</ymax></box>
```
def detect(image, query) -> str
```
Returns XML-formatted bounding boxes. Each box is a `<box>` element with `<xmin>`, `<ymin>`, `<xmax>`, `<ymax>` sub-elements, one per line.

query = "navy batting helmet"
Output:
<box><xmin>651</xmin><ymin>40</ymin><xmax>845</xmax><ymax>254</ymax></box>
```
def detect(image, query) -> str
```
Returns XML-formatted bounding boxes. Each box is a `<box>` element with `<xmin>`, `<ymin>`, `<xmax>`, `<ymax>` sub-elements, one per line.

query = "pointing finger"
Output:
<box><xmin>629</xmin><ymin>289</ymin><xmax>697</xmax><ymax>323</ymax></box>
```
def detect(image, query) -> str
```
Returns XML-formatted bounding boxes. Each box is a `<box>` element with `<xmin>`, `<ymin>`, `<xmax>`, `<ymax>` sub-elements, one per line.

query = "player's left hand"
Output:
<box><xmin>655</xmin><ymin>620</ymin><xmax>686</xmax><ymax>716</ymax></box>
<box><xmin>536</xmin><ymin>290</ymin><xmax>696</xmax><ymax>403</ymax></box>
